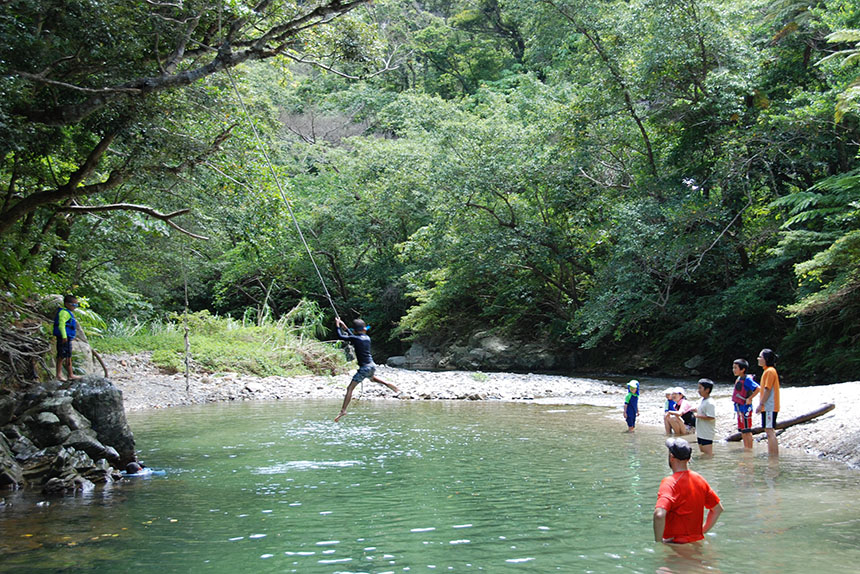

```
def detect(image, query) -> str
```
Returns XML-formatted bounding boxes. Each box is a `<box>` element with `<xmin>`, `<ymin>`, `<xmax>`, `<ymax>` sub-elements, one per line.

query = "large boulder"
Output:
<box><xmin>402</xmin><ymin>342</ymin><xmax>445</xmax><ymax>369</ymax></box>
<box><xmin>0</xmin><ymin>376</ymin><xmax>134</xmax><ymax>494</ymax></box>
<box><xmin>67</xmin><ymin>377</ymin><xmax>134</xmax><ymax>464</ymax></box>
<box><xmin>398</xmin><ymin>331</ymin><xmax>565</xmax><ymax>372</ymax></box>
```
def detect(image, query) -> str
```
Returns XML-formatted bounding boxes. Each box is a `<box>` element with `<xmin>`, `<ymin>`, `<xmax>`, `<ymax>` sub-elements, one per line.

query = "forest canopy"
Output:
<box><xmin>2</xmin><ymin>0</ymin><xmax>859</xmax><ymax>382</ymax></box>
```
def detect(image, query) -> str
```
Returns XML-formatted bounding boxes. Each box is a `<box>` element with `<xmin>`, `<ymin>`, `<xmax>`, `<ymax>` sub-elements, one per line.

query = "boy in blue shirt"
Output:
<box><xmin>732</xmin><ymin>358</ymin><xmax>760</xmax><ymax>449</ymax></box>
<box><xmin>334</xmin><ymin>317</ymin><xmax>399</xmax><ymax>422</ymax></box>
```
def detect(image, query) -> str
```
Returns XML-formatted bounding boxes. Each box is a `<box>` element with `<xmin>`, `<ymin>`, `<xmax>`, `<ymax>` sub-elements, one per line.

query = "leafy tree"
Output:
<box><xmin>0</xmin><ymin>0</ymin><xmax>374</xmax><ymax>295</ymax></box>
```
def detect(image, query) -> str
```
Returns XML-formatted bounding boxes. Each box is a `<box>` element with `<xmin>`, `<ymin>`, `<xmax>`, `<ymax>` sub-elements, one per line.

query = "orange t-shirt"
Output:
<box><xmin>656</xmin><ymin>470</ymin><xmax>720</xmax><ymax>544</ymax></box>
<box><xmin>760</xmin><ymin>366</ymin><xmax>780</xmax><ymax>412</ymax></box>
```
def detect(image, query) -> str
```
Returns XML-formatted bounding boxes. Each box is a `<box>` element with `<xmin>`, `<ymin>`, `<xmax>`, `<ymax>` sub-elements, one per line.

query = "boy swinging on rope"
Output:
<box><xmin>334</xmin><ymin>317</ymin><xmax>399</xmax><ymax>422</ymax></box>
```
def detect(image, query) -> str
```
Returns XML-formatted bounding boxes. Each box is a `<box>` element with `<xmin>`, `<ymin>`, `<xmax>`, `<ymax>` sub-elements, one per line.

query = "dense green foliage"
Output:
<box><xmin>2</xmin><ymin>0</ymin><xmax>859</xmax><ymax>381</ymax></box>
<box><xmin>94</xmin><ymin>304</ymin><xmax>346</xmax><ymax>376</ymax></box>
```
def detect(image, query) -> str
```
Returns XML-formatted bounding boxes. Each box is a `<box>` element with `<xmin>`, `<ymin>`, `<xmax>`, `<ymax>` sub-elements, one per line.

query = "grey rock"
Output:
<box><xmin>684</xmin><ymin>355</ymin><xmax>705</xmax><ymax>370</ymax></box>
<box><xmin>35</xmin><ymin>412</ymin><xmax>60</xmax><ymax>425</ymax></box>
<box><xmin>0</xmin><ymin>433</ymin><xmax>23</xmax><ymax>487</ymax></box>
<box><xmin>63</xmin><ymin>429</ymin><xmax>107</xmax><ymax>461</ymax></box>
<box><xmin>0</xmin><ymin>394</ymin><xmax>14</xmax><ymax>426</ymax></box>
<box><xmin>244</xmin><ymin>381</ymin><xmax>264</xmax><ymax>394</ymax></box>
<box><xmin>24</xmin><ymin>412</ymin><xmax>71</xmax><ymax>448</ymax></box>
<box><xmin>67</xmin><ymin>377</ymin><xmax>135</xmax><ymax>464</ymax></box>
<box><xmin>11</xmin><ymin>434</ymin><xmax>38</xmax><ymax>459</ymax></box>
<box><xmin>29</xmin><ymin>396</ymin><xmax>92</xmax><ymax>431</ymax></box>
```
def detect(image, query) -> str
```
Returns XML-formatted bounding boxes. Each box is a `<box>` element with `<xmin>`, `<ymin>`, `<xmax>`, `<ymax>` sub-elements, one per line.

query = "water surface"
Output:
<box><xmin>2</xmin><ymin>399</ymin><xmax>858</xmax><ymax>573</ymax></box>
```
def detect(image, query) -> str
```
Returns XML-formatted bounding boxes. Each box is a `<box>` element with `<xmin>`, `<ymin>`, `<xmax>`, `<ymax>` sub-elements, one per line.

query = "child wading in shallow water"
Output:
<box><xmin>333</xmin><ymin>317</ymin><xmax>399</xmax><ymax>422</ymax></box>
<box><xmin>624</xmin><ymin>380</ymin><xmax>640</xmax><ymax>432</ymax></box>
<box><xmin>732</xmin><ymin>358</ymin><xmax>759</xmax><ymax>449</ymax></box>
<box><xmin>756</xmin><ymin>348</ymin><xmax>781</xmax><ymax>457</ymax></box>
<box><xmin>694</xmin><ymin>379</ymin><xmax>716</xmax><ymax>456</ymax></box>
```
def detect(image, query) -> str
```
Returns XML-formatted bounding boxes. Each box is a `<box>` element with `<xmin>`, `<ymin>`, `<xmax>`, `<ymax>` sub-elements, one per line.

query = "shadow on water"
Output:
<box><xmin>2</xmin><ymin>399</ymin><xmax>859</xmax><ymax>573</ymax></box>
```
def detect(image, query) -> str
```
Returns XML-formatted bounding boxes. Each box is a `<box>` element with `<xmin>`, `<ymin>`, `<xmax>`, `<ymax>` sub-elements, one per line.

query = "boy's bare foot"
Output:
<box><xmin>68</xmin><ymin>375</ymin><xmax>82</xmax><ymax>380</ymax></box>
<box><xmin>334</xmin><ymin>411</ymin><xmax>347</xmax><ymax>422</ymax></box>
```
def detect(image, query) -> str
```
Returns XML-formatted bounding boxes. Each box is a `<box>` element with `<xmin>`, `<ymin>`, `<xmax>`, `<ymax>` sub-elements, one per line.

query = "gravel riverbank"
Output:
<box><xmin>104</xmin><ymin>352</ymin><xmax>860</xmax><ymax>468</ymax></box>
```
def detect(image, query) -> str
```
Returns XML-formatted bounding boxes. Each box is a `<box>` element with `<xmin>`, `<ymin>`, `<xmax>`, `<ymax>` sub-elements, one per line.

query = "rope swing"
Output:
<box><xmin>224</xmin><ymin>67</ymin><xmax>341</xmax><ymax>320</ymax></box>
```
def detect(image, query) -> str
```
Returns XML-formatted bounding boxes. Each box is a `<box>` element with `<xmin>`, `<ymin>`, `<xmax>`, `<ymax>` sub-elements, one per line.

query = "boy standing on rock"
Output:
<box><xmin>54</xmin><ymin>294</ymin><xmax>81</xmax><ymax>381</ymax></box>
<box><xmin>333</xmin><ymin>317</ymin><xmax>399</xmax><ymax>422</ymax></box>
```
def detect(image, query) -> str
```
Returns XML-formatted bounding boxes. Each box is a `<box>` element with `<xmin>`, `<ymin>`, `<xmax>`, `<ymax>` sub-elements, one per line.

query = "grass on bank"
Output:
<box><xmin>91</xmin><ymin>305</ymin><xmax>348</xmax><ymax>377</ymax></box>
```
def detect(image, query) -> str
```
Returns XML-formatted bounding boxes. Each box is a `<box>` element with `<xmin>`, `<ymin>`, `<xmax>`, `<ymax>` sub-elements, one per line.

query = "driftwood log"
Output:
<box><xmin>725</xmin><ymin>403</ymin><xmax>835</xmax><ymax>442</ymax></box>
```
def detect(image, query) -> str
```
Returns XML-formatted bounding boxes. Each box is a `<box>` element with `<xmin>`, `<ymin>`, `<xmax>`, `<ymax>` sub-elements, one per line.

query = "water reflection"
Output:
<box><xmin>1</xmin><ymin>400</ymin><xmax>859</xmax><ymax>573</ymax></box>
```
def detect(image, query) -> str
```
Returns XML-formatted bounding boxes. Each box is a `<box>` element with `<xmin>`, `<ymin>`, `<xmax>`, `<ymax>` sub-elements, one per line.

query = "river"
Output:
<box><xmin>1</xmin><ymin>399</ymin><xmax>859</xmax><ymax>573</ymax></box>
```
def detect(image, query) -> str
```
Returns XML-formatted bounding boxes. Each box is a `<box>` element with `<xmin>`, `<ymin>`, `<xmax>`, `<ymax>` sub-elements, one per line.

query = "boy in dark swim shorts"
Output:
<box><xmin>731</xmin><ymin>358</ymin><xmax>759</xmax><ymax>449</ymax></box>
<box><xmin>333</xmin><ymin>317</ymin><xmax>399</xmax><ymax>422</ymax></box>
<box><xmin>53</xmin><ymin>294</ymin><xmax>81</xmax><ymax>381</ymax></box>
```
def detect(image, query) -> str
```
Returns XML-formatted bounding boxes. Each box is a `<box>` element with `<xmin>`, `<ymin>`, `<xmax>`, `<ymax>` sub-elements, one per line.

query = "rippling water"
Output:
<box><xmin>2</xmin><ymin>399</ymin><xmax>859</xmax><ymax>573</ymax></box>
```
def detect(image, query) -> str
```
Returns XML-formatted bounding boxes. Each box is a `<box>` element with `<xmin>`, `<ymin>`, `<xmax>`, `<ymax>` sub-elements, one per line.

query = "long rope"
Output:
<box><xmin>224</xmin><ymin>67</ymin><xmax>340</xmax><ymax>319</ymax></box>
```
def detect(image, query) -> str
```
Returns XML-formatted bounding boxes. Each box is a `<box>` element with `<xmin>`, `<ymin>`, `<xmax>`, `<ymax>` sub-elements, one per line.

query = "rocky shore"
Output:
<box><xmin>105</xmin><ymin>353</ymin><xmax>860</xmax><ymax>468</ymax></box>
<box><xmin>0</xmin><ymin>377</ymin><xmax>136</xmax><ymax>494</ymax></box>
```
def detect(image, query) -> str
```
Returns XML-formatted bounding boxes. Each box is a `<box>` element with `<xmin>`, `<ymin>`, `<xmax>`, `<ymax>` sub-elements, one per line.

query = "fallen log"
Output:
<box><xmin>725</xmin><ymin>403</ymin><xmax>835</xmax><ymax>442</ymax></box>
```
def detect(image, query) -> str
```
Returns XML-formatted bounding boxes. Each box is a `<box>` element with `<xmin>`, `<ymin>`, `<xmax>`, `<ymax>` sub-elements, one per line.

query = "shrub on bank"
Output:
<box><xmin>92</xmin><ymin>303</ymin><xmax>345</xmax><ymax>377</ymax></box>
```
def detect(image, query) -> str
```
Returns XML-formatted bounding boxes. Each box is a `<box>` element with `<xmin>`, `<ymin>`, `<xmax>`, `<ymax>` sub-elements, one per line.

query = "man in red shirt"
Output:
<box><xmin>653</xmin><ymin>438</ymin><xmax>723</xmax><ymax>543</ymax></box>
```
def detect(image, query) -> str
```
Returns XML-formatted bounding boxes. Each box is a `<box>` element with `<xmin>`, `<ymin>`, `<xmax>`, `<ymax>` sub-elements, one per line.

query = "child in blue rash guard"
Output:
<box><xmin>663</xmin><ymin>388</ymin><xmax>677</xmax><ymax>434</ymax></box>
<box><xmin>334</xmin><ymin>317</ymin><xmax>400</xmax><ymax>422</ymax></box>
<box><xmin>624</xmin><ymin>380</ymin><xmax>640</xmax><ymax>432</ymax></box>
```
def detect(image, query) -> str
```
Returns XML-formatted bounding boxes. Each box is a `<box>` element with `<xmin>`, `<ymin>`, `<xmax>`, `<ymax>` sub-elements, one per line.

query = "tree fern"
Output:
<box><xmin>777</xmin><ymin>169</ymin><xmax>860</xmax><ymax>318</ymax></box>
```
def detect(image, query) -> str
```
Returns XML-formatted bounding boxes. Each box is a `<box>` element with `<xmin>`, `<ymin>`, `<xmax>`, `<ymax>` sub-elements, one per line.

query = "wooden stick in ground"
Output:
<box><xmin>725</xmin><ymin>403</ymin><xmax>835</xmax><ymax>442</ymax></box>
<box><xmin>92</xmin><ymin>348</ymin><xmax>109</xmax><ymax>377</ymax></box>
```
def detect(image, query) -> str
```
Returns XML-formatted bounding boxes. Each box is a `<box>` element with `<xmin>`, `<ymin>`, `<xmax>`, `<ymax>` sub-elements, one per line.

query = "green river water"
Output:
<box><xmin>1</xmin><ymin>399</ymin><xmax>859</xmax><ymax>573</ymax></box>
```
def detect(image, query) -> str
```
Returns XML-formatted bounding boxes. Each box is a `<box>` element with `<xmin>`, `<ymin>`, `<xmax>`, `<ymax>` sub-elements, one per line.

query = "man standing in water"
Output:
<box><xmin>653</xmin><ymin>438</ymin><xmax>723</xmax><ymax>544</ymax></box>
<box><xmin>333</xmin><ymin>317</ymin><xmax>399</xmax><ymax>422</ymax></box>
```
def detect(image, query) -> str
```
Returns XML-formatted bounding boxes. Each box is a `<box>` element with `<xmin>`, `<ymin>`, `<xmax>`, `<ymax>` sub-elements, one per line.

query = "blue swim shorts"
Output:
<box><xmin>351</xmin><ymin>364</ymin><xmax>376</xmax><ymax>383</ymax></box>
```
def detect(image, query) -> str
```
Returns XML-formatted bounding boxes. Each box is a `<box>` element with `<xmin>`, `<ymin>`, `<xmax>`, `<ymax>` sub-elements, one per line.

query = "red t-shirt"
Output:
<box><xmin>656</xmin><ymin>470</ymin><xmax>720</xmax><ymax>543</ymax></box>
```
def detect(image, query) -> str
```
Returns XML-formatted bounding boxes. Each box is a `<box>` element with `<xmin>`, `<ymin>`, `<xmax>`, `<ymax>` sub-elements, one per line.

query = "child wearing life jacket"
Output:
<box><xmin>732</xmin><ymin>358</ymin><xmax>760</xmax><ymax>449</ymax></box>
<box><xmin>53</xmin><ymin>294</ymin><xmax>80</xmax><ymax>382</ymax></box>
